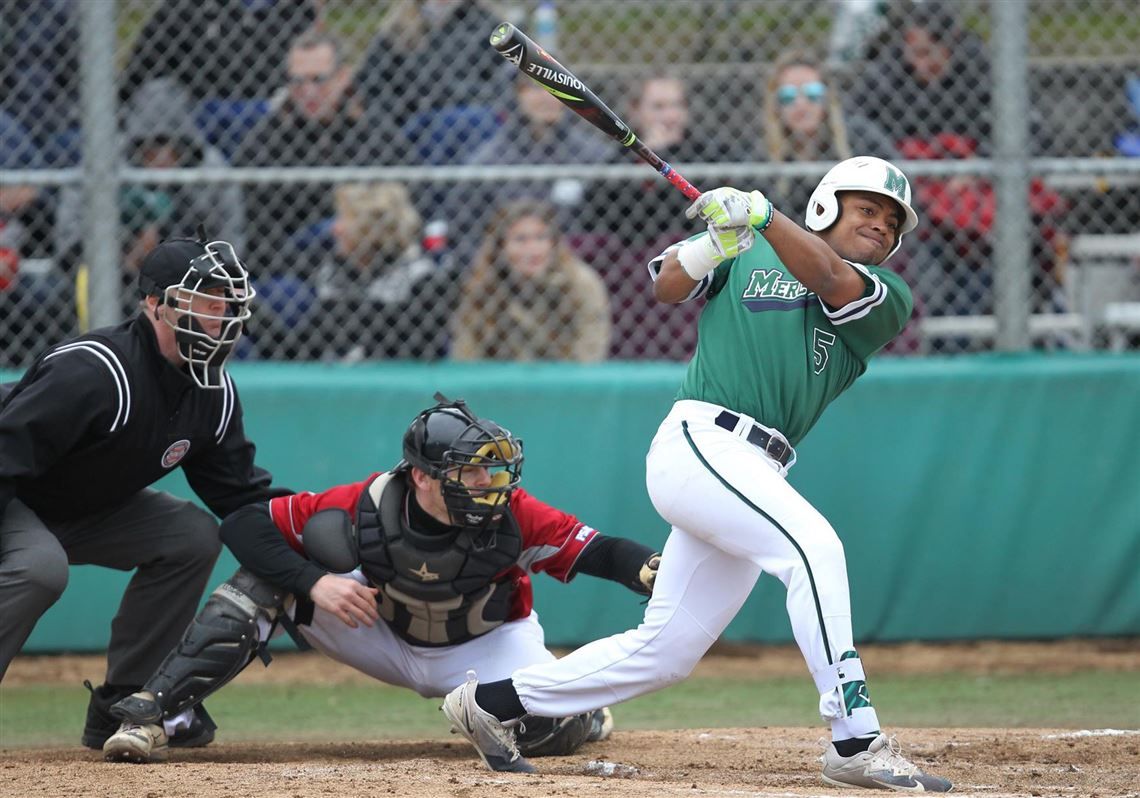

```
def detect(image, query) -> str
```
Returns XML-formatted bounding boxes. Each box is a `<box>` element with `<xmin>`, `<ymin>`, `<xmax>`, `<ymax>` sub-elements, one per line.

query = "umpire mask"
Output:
<box><xmin>399</xmin><ymin>394</ymin><xmax>524</xmax><ymax>549</ymax></box>
<box><xmin>141</xmin><ymin>239</ymin><xmax>255</xmax><ymax>389</ymax></box>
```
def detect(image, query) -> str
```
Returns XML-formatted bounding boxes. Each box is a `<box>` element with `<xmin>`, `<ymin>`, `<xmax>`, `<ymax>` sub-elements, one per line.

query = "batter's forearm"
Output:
<box><xmin>761</xmin><ymin>213</ymin><xmax>846</xmax><ymax>292</ymax></box>
<box><xmin>654</xmin><ymin>252</ymin><xmax>702</xmax><ymax>303</ymax></box>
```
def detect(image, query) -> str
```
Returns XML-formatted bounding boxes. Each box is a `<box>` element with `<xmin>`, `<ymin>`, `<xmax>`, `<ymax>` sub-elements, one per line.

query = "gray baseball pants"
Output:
<box><xmin>0</xmin><ymin>489</ymin><xmax>221</xmax><ymax>684</ymax></box>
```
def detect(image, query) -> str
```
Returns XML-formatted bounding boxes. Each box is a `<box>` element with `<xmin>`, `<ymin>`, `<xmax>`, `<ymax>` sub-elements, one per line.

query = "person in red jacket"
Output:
<box><xmin>101</xmin><ymin>394</ymin><xmax>659</xmax><ymax>766</ymax></box>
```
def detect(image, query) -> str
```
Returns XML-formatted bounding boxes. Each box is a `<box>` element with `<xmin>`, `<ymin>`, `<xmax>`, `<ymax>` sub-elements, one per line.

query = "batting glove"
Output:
<box><xmin>676</xmin><ymin>224</ymin><xmax>755</xmax><ymax>280</ymax></box>
<box><xmin>685</xmin><ymin>187</ymin><xmax>774</xmax><ymax>232</ymax></box>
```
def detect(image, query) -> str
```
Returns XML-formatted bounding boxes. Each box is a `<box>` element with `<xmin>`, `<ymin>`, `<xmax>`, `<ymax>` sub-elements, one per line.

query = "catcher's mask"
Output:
<box><xmin>138</xmin><ymin>234</ymin><xmax>255</xmax><ymax>389</ymax></box>
<box><xmin>398</xmin><ymin>392</ymin><xmax>524</xmax><ymax>549</ymax></box>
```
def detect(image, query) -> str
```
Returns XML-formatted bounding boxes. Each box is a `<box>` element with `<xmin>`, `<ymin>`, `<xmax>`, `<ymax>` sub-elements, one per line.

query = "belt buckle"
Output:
<box><xmin>765</xmin><ymin>436</ymin><xmax>787</xmax><ymax>463</ymax></box>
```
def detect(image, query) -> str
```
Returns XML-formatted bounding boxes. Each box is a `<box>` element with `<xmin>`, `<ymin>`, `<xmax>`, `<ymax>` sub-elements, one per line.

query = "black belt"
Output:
<box><xmin>714</xmin><ymin>411</ymin><xmax>793</xmax><ymax>466</ymax></box>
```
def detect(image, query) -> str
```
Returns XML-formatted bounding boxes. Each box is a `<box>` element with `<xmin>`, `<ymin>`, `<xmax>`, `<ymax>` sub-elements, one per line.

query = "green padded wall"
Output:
<box><xmin>9</xmin><ymin>354</ymin><xmax>1140</xmax><ymax>653</ymax></box>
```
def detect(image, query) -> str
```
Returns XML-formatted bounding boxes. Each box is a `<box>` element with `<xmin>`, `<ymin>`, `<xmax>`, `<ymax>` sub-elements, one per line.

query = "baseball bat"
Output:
<box><xmin>488</xmin><ymin>22</ymin><xmax>702</xmax><ymax>201</ymax></box>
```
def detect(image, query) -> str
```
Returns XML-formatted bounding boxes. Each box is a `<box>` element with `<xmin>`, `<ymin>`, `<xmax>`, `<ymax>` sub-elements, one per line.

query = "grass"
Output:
<box><xmin>3</xmin><ymin>671</ymin><xmax>1136</xmax><ymax>750</ymax></box>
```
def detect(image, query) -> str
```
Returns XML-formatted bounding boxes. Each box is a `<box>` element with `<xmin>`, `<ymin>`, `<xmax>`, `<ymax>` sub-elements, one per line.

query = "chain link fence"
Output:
<box><xmin>2</xmin><ymin>0</ymin><xmax>1139</xmax><ymax>367</ymax></box>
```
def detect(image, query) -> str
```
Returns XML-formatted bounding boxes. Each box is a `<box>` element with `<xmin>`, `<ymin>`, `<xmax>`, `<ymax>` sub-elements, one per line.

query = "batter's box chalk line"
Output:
<box><xmin>582</xmin><ymin>759</ymin><xmax>640</xmax><ymax>778</ymax></box>
<box><xmin>1042</xmin><ymin>728</ymin><xmax>1140</xmax><ymax>738</ymax></box>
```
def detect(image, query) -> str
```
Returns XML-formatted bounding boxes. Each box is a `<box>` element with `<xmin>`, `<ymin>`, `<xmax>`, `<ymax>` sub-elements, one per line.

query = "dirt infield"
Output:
<box><xmin>3</xmin><ymin>727</ymin><xmax>1138</xmax><ymax>798</ymax></box>
<box><xmin>2</xmin><ymin>641</ymin><xmax>1138</xmax><ymax>798</ymax></box>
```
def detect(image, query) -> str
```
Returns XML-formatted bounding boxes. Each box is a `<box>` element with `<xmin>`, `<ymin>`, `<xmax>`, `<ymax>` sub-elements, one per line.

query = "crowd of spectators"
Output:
<box><xmin>2</xmin><ymin>0</ymin><xmax>1136</xmax><ymax>367</ymax></box>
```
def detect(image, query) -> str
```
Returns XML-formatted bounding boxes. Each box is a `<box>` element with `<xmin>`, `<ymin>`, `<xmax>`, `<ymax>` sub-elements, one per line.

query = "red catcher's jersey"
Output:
<box><xmin>268</xmin><ymin>472</ymin><xmax>599</xmax><ymax>623</ymax></box>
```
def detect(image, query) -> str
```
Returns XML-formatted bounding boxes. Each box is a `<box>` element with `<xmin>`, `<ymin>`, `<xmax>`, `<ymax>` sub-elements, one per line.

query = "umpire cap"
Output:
<box><xmin>137</xmin><ymin>239</ymin><xmax>208</xmax><ymax>298</ymax></box>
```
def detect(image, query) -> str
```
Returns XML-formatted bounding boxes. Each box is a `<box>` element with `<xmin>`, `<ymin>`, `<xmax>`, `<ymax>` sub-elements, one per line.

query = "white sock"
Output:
<box><xmin>162</xmin><ymin>708</ymin><xmax>194</xmax><ymax>737</ymax></box>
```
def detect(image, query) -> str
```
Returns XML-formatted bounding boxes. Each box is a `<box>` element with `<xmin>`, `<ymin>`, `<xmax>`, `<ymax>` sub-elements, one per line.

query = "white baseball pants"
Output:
<box><xmin>295</xmin><ymin>570</ymin><xmax>556</xmax><ymax>697</ymax></box>
<box><xmin>510</xmin><ymin>400</ymin><xmax>879</xmax><ymax>738</ymax></box>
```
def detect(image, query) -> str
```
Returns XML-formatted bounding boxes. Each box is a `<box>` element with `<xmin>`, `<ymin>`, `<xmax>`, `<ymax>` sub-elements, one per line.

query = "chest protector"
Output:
<box><xmin>355</xmin><ymin>473</ymin><xmax>522</xmax><ymax>647</ymax></box>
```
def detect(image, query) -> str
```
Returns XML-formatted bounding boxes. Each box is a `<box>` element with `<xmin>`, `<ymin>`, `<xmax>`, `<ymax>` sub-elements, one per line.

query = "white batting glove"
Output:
<box><xmin>685</xmin><ymin>187</ymin><xmax>774</xmax><ymax>232</ymax></box>
<box><xmin>676</xmin><ymin>224</ymin><xmax>755</xmax><ymax>280</ymax></box>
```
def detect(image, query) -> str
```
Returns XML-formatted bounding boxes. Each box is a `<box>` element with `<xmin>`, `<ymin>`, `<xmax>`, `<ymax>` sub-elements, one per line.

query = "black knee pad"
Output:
<box><xmin>515</xmin><ymin>713</ymin><xmax>592</xmax><ymax>757</ymax></box>
<box><xmin>142</xmin><ymin>568</ymin><xmax>285</xmax><ymax>718</ymax></box>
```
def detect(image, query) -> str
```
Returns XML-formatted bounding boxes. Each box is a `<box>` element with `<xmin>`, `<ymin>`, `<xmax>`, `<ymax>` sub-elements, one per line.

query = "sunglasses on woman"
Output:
<box><xmin>776</xmin><ymin>81</ymin><xmax>827</xmax><ymax>106</ymax></box>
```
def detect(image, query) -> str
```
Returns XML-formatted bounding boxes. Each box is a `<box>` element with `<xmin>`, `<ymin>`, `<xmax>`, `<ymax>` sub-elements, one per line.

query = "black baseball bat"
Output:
<box><xmin>488</xmin><ymin>22</ymin><xmax>702</xmax><ymax>201</ymax></box>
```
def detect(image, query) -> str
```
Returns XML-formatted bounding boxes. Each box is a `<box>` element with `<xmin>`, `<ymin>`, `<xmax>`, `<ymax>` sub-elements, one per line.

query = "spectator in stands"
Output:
<box><xmin>233</xmin><ymin>31</ymin><xmax>389</xmax><ymax>277</ymax></box>
<box><xmin>591</xmin><ymin>73</ymin><xmax>741</xmax><ymax>359</ymax></box>
<box><xmin>355</xmin><ymin>0</ymin><xmax>511</xmax><ymax>165</ymax></box>
<box><xmin>760</xmin><ymin>51</ymin><xmax>899</xmax><ymax>216</ymax></box>
<box><xmin>281</xmin><ymin>182</ymin><xmax>456</xmax><ymax>362</ymax></box>
<box><xmin>630</xmin><ymin>75</ymin><xmax>715</xmax><ymax>164</ymax></box>
<box><xmin>60</xmin><ymin>188</ymin><xmax>177</xmax><ymax>328</ymax></box>
<box><xmin>468</xmin><ymin>74</ymin><xmax>614</xmax><ymax>170</ymax></box>
<box><xmin>451</xmin><ymin>201</ymin><xmax>611</xmax><ymax>362</ymax></box>
<box><xmin>54</xmin><ymin>78</ymin><xmax>247</xmax><ymax>298</ymax></box>
<box><xmin>0</xmin><ymin>111</ymin><xmax>72</xmax><ymax>368</ymax></box>
<box><xmin>127</xmin><ymin>79</ymin><xmax>246</xmax><ymax>248</ymax></box>
<box><xmin>0</xmin><ymin>0</ymin><xmax>80</xmax><ymax>166</ymax></box>
<box><xmin>119</xmin><ymin>0</ymin><xmax>317</xmax><ymax>105</ymax></box>
<box><xmin>1116</xmin><ymin>75</ymin><xmax>1140</xmax><ymax>156</ymax></box>
<box><xmin>118</xmin><ymin>189</ymin><xmax>174</xmax><ymax>278</ymax></box>
<box><xmin>601</xmin><ymin>74</ymin><xmax>739</xmax><ymax>255</ymax></box>
<box><xmin>458</xmin><ymin>73</ymin><xmax>616</xmax><ymax>252</ymax></box>
<box><xmin>852</xmin><ymin>4</ymin><xmax>1066</xmax><ymax>326</ymax></box>
<box><xmin>850</xmin><ymin>1</ymin><xmax>990</xmax><ymax>154</ymax></box>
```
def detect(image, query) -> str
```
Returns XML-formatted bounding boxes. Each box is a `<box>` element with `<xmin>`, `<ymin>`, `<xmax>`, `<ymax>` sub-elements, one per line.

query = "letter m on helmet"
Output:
<box><xmin>883</xmin><ymin>167</ymin><xmax>909</xmax><ymax>201</ymax></box>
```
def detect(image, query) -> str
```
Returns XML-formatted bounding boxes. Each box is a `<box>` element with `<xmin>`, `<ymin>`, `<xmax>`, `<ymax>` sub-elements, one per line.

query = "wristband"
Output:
<box><xmin>676</xmin><ymin>235</ymin><xmax>721</xmax><ymax>281</ymax></box>
<box><xmin>751</xmin><ymin>195</ymin><xmax>774</xmax><ymax>233</ymax></box>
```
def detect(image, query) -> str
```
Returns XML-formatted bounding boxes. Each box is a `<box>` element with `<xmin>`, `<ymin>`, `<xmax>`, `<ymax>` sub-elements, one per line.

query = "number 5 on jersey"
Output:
<box><xmin>813</xmin><ymin>328</ymin><xmax>837</xmax><ymax>375</ymax></box>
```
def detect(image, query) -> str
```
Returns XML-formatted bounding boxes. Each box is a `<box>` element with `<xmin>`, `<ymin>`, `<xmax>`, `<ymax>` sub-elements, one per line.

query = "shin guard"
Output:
<box><xmin>139</xmin><ymin>569</ymin><xmax>285</xmax><ymax>719</ymax></box>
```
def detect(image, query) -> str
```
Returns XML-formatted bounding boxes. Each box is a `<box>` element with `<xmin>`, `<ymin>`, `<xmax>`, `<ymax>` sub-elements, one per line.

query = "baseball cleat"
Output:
<box><xmin>441</xmin><ymin>670</ymin><xmax>535</xmax><ymax>773</ymax></box>
<box><xmin>820</xmin><ymin>733</ymin><xmax>952</xmax><ymax>792</ymax></box>
<box><xmin>102</xmin><ymin>722</ymin><xmax>169</xmax><ymax>764</ymax></box>
<box><xmin>110</xmin><ymin>692</ymin><xmax>216</xmax><ymax>748</ymax></box>
<box><xmin>586</xmin><ymin>707</ymin><xmax>614</xmax><ymax>742</ymax></box>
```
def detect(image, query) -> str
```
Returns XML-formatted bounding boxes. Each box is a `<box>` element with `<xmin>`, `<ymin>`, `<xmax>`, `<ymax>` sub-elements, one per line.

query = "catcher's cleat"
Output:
<box><xmin>586</xmin><ymin>707</ymin><xmax>614</xmax><ymax>742</ymax></box>
<box><xmin>102</xmin><ymin>722</ymin><xmax>169</xmax><ymax>764</ymax></box>
<box><xmin>110</xmin><ymin>691</ymin><xmax>216</xmax><ymax>748</ymax></box>
<box><xmin>441</xmin><ymin>670</ymin><xmax>535</xmax><ymax>774</ymax></box>
<box><xmin>820</xmin><ymin>733</ymin><xmax>952</xmax><ymax>792</ymax></box>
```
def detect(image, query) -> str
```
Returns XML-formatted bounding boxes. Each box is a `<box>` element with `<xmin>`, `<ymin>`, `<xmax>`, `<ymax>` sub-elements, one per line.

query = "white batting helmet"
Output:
<box><xmin>804</xmin><ymin>156</ymin><xmax>919</xmax><ymax>261</ymax></box>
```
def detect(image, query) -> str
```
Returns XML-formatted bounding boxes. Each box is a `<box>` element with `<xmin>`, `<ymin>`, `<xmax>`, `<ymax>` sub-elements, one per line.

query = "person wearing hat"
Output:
<box><xmin>0</xmin><ymin>235</ymin><xmax>290</xmax><ymax>751</ymax></box>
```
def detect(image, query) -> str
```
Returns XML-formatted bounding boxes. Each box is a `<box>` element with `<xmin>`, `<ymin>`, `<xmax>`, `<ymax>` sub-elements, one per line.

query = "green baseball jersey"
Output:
<box><xmin>675</xmin><ymin>235</ymin><xmax>913</xmax><ymax>446</ymax></box>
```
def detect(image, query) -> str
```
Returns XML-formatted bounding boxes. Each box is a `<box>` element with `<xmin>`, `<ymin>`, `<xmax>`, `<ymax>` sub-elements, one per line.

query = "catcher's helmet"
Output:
<box><xmin>399</xmin><ymin>393</ymin><xmax>524</xmax><ymax>545</ymax></box>
<box><xmin>804</xmin><ymin>156</ymin><xmax>919</xmax><ymax>262</ymax></box>
<box><xmin>138</xmin><ymin>235</ymin><xmax>255</xmax><ymax>389</ymax></box>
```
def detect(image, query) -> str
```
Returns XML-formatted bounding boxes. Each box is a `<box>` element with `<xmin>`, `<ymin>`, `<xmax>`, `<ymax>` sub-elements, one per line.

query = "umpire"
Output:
<box><xmin>0</xmin><ymin>235</ymin><xmax>289</xmax><ymax>749</ymax></box>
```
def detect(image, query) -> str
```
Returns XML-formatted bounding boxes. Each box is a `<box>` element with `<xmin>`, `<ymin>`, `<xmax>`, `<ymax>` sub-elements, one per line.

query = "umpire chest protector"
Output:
<box><xmin>355</xmin><ymin>473</ymin><xmax>522</xmax><ymax>646</ymax></box>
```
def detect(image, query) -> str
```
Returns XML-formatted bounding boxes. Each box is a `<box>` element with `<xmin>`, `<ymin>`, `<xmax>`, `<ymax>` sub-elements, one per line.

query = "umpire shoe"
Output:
<box><xmin>81</xmin><ymin>681</ymin><xmax>140</xmax><ymax>748</ymax></box>
<box><xmin>441</xmin><ymin>670</ymin><xmax>535</xmax><ymax>774</ymax></box>
<box><xmin>820</xmin><ymin>733</ymin><xmax>952</xmax><ymax>792</ymax></box>
<box><xmin>102</xmin><ymin>722</ymin><xmax>169</xmax><ymax>764</ymax></box>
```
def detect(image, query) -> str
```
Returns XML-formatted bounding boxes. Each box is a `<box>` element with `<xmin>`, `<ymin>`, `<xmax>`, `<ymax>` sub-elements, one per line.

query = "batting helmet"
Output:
<box><xmin>398</xmin><ymin>393</ymin><xmax>524</xmax><ymax>546</ymax></box>
<box><xmin>804</xmin><ymin>156</ymin><xmax>919</xmax><ymax>262</ymax></box>
<box><xmin>138</xmin><ymin>236</ymin><xmax>255</xmax><ymax>389</ymax></box>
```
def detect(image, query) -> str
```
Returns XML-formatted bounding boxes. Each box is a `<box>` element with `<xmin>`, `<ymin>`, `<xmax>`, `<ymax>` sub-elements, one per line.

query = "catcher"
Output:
<box><xmin>101</xmin><ymin>394</ymin><xmax>659</xmax><ymax>765</ymax></box>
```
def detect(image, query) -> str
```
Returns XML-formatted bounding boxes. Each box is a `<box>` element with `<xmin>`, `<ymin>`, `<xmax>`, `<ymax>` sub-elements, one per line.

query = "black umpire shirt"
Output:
<box><xmin>0</xmin><ymin>314</ymin><xmax>288</xmax><ymax>524</ymax></box>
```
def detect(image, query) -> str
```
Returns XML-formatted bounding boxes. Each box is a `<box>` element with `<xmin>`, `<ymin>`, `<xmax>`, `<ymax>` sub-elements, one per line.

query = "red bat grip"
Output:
<box><xmin>659</xmin><ymin>164</ymin><xmax>701</xmax><ymax>201</ymax></box>
<box><xmin>629</xmin><ymin>139</ymin><xmax>702</xmax><ymax>201</ymax></box>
